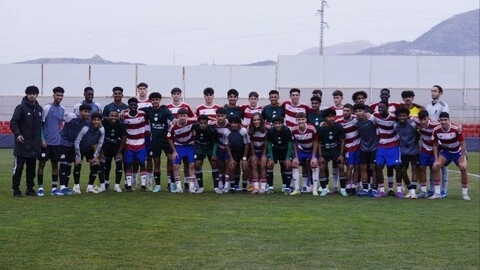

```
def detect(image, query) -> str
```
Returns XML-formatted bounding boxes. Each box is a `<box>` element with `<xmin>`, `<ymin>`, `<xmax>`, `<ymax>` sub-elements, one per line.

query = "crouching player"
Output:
<box><xmin>290</xmin><ymin>112</ymin><xmax>319</xmax><ymax>196</ymax></box>
<box><xmin>266</xmin><ymin>116</ymin><xmax>293</xmax><ymax>195</ymax></box>
<box><xmin>101</xmin><ymin>110</ymin><xmax>126</xmax><ymax>192</ymax></box>
<box><xmin>248</xmin><ymin>113</ymin><xmax>269</xmax><ymax>194</ymax></box>
<box><xmin>224</xmin><ymin>116</ymin><xmax>250</xmax><ymax>193</ymax></box>
<box><xmin>317</xmin><ymin>109</ymin><xmax>347</xmax><ymax>196</ymax></box>
<box><xmin>168</xmin><ymin>108</ymin><xmax>196</xmax><ymax>193</ymax></box>
<box><xmin>74</xmin><ymin>112</ymin><xmax>105</xmax><ymax>193</ymax></box>
<box><xmin>430</xmin><ymin>112</ymin><xmax>470</xmax><ymax>200</ymax></box>
<box><xmin>193</xmin><ymin>114</ymin><xmax>219</xmax><ymax>193</ymax></box>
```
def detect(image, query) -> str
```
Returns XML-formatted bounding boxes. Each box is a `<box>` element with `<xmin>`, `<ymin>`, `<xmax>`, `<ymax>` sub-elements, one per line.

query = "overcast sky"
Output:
<box><xmin>1</xmin><ymin>0</ymin><xmax>478</xmax><ymax>65</ymax></box>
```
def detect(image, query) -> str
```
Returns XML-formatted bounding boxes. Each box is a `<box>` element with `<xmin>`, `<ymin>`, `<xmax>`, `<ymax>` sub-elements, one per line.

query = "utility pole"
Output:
<box><xmin>316</xmin><ymin>0</ymin><xmax>329</xmax><ymax>55</ymax></box>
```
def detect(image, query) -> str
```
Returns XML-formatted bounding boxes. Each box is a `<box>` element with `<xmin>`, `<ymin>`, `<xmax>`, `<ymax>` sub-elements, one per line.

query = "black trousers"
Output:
<box><xmin>12</xmin><ymin>156</ymin><xmax>36</xmax><ymax>191</ymax></box>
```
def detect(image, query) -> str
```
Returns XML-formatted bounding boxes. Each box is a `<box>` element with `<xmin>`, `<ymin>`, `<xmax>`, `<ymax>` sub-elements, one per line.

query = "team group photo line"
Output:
<box><xmin>9</xmin><ymin>83</ymin><xmax>471</xmax><ymax>200</ymax></box>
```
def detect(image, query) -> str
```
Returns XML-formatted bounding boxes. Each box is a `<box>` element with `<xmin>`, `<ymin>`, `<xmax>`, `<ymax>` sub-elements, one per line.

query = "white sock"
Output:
<box><xmin>302</xmin><ymin>177</ymin><xmax>309</xmax><ymax>188</ymax></box>
<box><xmin>126</xmin><ymin>176</ymin><xmax>132</xmax><ymax>186</ymax></box>
<box><xmin>462</xmin><ymin>187</ymin><xmax>468</xmax><ymax>195</ymax></box>
<box><xmin>60</xmin><ymin>185</ymin><xmax>66</xmax><ymax>190</ymax></box>
<box><xmin>292</xmin><ymin>168</ymin><xmax>300</xmax><ymax>190</ymax></box>
<box><xmin>260</xmin><ymin>182</ymin><xmax>266</xmax><ymax>190</ymax></box>
<box><xmin>141</xmin><ymin>174</ymin><xmax>146</xmax><ymax>186</ymax></box>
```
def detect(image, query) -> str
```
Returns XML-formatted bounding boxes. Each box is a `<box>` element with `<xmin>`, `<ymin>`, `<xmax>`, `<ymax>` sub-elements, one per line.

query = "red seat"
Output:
<box><xmin>3</xmin><ymin>121</ymin><xmax>9</xmax><ymax>126</ymax></box>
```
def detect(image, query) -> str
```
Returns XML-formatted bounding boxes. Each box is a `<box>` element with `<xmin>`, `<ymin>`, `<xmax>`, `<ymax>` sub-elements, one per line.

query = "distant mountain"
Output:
<box><xmin>243</xmin><ymin>60</ymin><xmax>277</xmax><ymax>66</ymax></box>
<box><xmin>14</xmin><ymin>55</ymin><xmax>144</xmax><ymax>65</ymax></box>
<box><xmin>298</xmin><ymin>40</ymin><xmax>376</xmax><ymax>55</ymax></box>
<box><xmin>357</xmin><ymin>9</ymin><xmax>479</xmax><ymax>55</ymax></box>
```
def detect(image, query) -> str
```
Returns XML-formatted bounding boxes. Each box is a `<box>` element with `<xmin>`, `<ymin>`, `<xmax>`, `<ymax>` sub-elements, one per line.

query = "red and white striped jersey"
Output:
<box><xmin>249</xmin><ymin>128</ymin><xmax>268</xmax><ymax>154</ymax></box>
<box><xmin>433</xmin><ymin>124</ymin><xmax>464</xmax><ymax>154</ymax></box>
<box><xmin>196</xmin><ymin>104</ymin><xmax>220</xmax><ymax>122</ymax></box>
<box><xmin>168</xmin><ymin>119</ymin><xmax>196</xmax><ymax>146</ymax></box>
<box><xmin>370</xmin><ymin>102</ymin><xmax>401</xmax><ymax>114</ymax></box>
<box><xmin>373</xmin><ymin>112</ymin><xmax>399</xmax><ymax>148</ymax></box>
<box><xmin>282</xmin><ymin>101</ymin><xmax>310</xmax><ymax>128</ymax></box>
<box><xmin>137</xmin><ymin>99</ymin><xmax>151</xmax><ymax>136</ymax></box>
<box><xmin>166</xmin><ymin>102</ymin><xmax>196</xmax><ymax>118</ymax></box>
<box><xmin>211</xmin><ymin>121</ymin><xmax>230</xmax><ymax>151</ymax></box>
<box><xmin>291</xmin><ymin>124</ymin><xmax>318</xmax><ymax>153</ymax></box>
<box><xmin>336</xmin><ymin>116</ymin><xmax>360</xmax><ymax>152</ymax></box>
<box><xmin>122</xmin><ymin>110</ymin><xmax>148</xmax><ymax>151</ymax></box>
<box><xmin>329</xmin><ymin>105</ymin><xmax>344</xmax><ymax>121</ymax></box>
<box><xmin>240</xmin><ymin>104</ymin><xmax>263</xmax><ymax>126</ymax></box>
<box><xmin>413</xmin><ymin>119</ymin><xmax>439</xmax><ymax>154</ymax></box>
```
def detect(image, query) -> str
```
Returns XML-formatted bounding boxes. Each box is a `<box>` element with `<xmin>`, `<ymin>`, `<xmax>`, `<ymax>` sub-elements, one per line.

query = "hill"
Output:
<box><xmin>14</xmin><ymin>55</ymin><xmax>143</xmax><ymax>65</ymax></box>
<box><xmin>297</xmin><ymin>40</ymin><xmax>375</xmax><ymax>55</ymax></box>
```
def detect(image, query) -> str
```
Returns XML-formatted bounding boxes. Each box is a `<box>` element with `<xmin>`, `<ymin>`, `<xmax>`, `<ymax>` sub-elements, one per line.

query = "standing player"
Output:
<box><xmin>141</xmin><ymin>92</ymin><xmax>175</xmax><ymax>192</ymax></box>
<box><xmin>101</xmin><ymin>110</ymin><xmax>126</xmax><ymax>192</ymax></box>
<box><xmin>135</xmin><ymin>82</ymin><xmax>152</xmax><ymax>190</ymax></box>
<box><xmin>262</xmin><ymin>90</ymin><xmax>285</xmax><ymax>126</ymax></box>
<box><xmin>37</xmin><ymin>87</ymin><xmax>66</xmax><ymax>197</ymax></box>
<box><xmin>266</xmin><ymin>116</ymin><xmax>293</xmax><ymax>195</ymax></box>
<box><xmin>224</xmin><ymin>88</ymin><xmax>243</xmax><ymax>120</ymax></box>
<box><xmin>168</xmin><ymin>108</ymin><xmax>197</xmax><ymax>193</ymax></box>
<box><xmin>211</xmin><ymin>108</ymin><xmax>231</xmax><ymax>193</ymax></box>
<box><xmin>102</xmin><ymin>86</ymin><xmax>128</xmax><ymax>119</ymax></box>
<box><xmin>328</xmin><ymin>90</ymin><xmax>345</xmax><ymax>191</ymax></box>
<box><xmin>401</xmin><ymin>90</ymin><xmax>422</xmax><ymax>117</ymax></box>
<box><xmin>73</xmin><ymin>87</ymin><xmax>102</xmax><ymax>116</ymax></box>
<box><xmin>290</xmin><ymin>112</ymin><xmax>319</xmax><ymax>196</ymax></box>
<box><xmin>425</xmin><ymin>84</ymin><xmax>450</xmax><ymax>198</ymax></box>
<box><xmin>196</xmin><ymin>87</ymin><xmax>221</xmax><ymax>122</ymax></box>
<box><xmin>122</xmin><ymin>98</ymin><xmax>148</xmax><ymax>192</ymax></box>
<box><xmin>240</xmin><ymin>91</ymin><xmax>263</xmax><ymax>126</ymax></box>
<box><xmin>74</xmin><ymin>112</ymin><xmax>105</xmax><ymax>193</ymax></box>
<box><xmin>307</xmin><ymin>96</ymin><xmax>324</xmax><ymax>130</ymax></box>
<box><xmin>283</xmin><ymin>88</ymin><xmax>310</xmax><ymax>128</ymax></box>
<box><xmin>430</xmin><ymin>112</ymin><xmax>470</xmax><ymax>200</ymax></box>
<box><xmin>192</xmin><ymin>114</ymin><xmax>219</xmax><ymax>193</ymax></box>
<box><xmin>312</xmin><ymin>89</ymin><xmax>328</xmax><ymax>110</ymax></box>
<box><xmin>10</xmin><ymin>86</ymin><xmax>43</xmax><ymax>197</ymax></box>
<box><xmin>248</xmin><ymin>113</ymin><xmax>269</xmax><ymax>194</ymax></box>
<box><xmin>224</xmin><ymin>116</ymin><xmax>251</xmax><ymax>193</ymax></box>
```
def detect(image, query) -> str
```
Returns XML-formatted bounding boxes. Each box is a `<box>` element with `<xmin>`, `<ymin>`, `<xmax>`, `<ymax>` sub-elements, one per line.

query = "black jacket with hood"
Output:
<box><xmin>10</xmin><ymin>96</ymin><xmax>43</xmax><ymax>158</ymax></box>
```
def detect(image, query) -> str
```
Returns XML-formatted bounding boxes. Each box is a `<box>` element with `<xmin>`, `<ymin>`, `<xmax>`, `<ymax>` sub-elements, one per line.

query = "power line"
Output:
<box><xmin>316</xmin><ymin>0</ymin><xmax>329</xmax><ymax>55</ymax></box>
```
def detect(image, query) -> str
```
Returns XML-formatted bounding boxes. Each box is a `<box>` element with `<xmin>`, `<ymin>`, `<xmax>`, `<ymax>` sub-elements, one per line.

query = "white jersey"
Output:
<box><xmin>424</xmin><ymin>100</ymin><xmax>449</xmax><ymax>121</ymax></box>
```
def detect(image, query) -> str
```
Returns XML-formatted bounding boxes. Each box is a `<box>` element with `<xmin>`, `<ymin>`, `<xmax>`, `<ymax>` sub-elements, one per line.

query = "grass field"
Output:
<box><xmin>0</xmin><ymin>149</ymin><xmax>479</xmax><ymax>269</ymax></box>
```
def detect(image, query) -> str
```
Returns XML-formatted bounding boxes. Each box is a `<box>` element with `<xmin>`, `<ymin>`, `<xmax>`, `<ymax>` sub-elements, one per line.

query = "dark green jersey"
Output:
<box><xmin>224</xmin><ymin>105</ymin><xmax>243</xmax><ymax>120</ymax></box>
<box><xmin>267</xmin><ymin>125</ymin><xmax>292</xmax><ymax>151</ymax></box>
<box><xmin>317</xmin><ymin>122</ymin><xmax>345</xmax><ymax>156</ymax></box>
<box><xmin>140</xmin><ymin>106</ymin><xmax>174</xmax><ymax>139</ymax></box>
<box><xmin>102</xmin><ymin>102</ymin><xmax>128</xmax><ymax>119</ymax></box>
<box><xmin>262</xmin><ymin>105</ymin><xmax>285</xmax><ymax>124</ymax></box>
<box><xmin>102</xmin><ymin>119</ymin><xmax>126</xmax><ymax>145</ymax></box>
<box><xmin>193</xmin><ymin>123</ymin><xmax>218</xmax><ymax>155</ymax></box>
<box><xmin>307</xmin><ymin>111</ymin><xmax>324</xmax><ymax>130</ymax></box>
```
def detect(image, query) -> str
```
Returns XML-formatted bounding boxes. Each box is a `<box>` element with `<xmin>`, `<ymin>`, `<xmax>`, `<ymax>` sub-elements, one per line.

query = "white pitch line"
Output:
<box><xmin>448</xmin><ymin>170</ymin><xmax>480</xmax><ymax>178</ymax></box>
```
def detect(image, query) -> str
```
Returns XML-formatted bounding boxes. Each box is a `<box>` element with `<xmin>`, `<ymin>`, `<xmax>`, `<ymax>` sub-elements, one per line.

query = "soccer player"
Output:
<box><xmin>59</xmin><ymin>104</ymin><xmax>91</xmax><ymax>195</ymax></box>
<box><xmin>290</xmin><ymin>112</ymin><xmax>319</xmax><ymax>196</ymax></box>
<box><xmin>37</xmin><ymin>86</ymin><xmax>66</xmax><ymax>197</ymax></box>
<box><xmin>266</xmin><ymin>116</ymin><xmax>293</xmax><ymax>195</ymax></box>
<box><xmin>312</xmin><ymin>89</ymin><xmax>328</xmax><ymax>110</ymax></box>
<box><xmin>74</xmin><ymin>112</ymin><xmax>105</xmax><ymax>193</ymax></box>
<box><xmin>262</xmin><ymin>90</ymin><xmax>285</xmax><ymax>126</ymax></box>
<box><xmin>352</xmin><ymin>90</ymin><xmax>371</xmax><ymax>113</ymax></box>
<box><xmin>122</xmin><ymin>97</ymin><xmax>148</xmax><ymax>192</ymax></box>
<box><xmin>283</xmin><ymin>88</ymin><xmax>310</xmax><ymax>128</ymax></box>
<box><xmin>394</xmin><ymin>106</ymin><xmax>419</xmax><ymax>199</ymax></box>
<box><xmin>317</xmin><ymin>109</ymin><xmax>347</xmax><ymax>196</ymax></box>
<box><xmin>425</xmin><ymin>84</ymin><xmax>450</xmax><ymax>197</ymax></box>
<box><xmin>401</xmin><ymin>90</ymin><xmax>422</xmax><ymax>117</ymax></box>
<box><xmin>415</xmin><ymin>110</ymin><xmax>439</xmax><ymax>198</ymax></box>
<box><xmin>224</xmin><ymin>116</ymin><xmax>251</xmax><ymax>193</ymax></box>
<box><xmin>240</xmin><ymin>91</ymin><xmax>263</xmax><ymax>126</ymax></box>
<box><xmin>73</xmin><ymin>87</ymin><xmax>102</xmax><ymax>116</ymax></box>
<box><xmin>141</xmin><ymin>92</ymin><xmax>175</xmax><ymax>192</ymax></box>
<box><xmin>248</xmin><ymin>113</ymin><xmax>269</xmax><ymax>194</ymax></box>
<box><xmin>211</xmin><ymin>108</ymin><xmax>231</xmax><ymax>193</ymax></box>
<box><xmin>101</xmin><ymin>110</ymin><xmax>126</xmax><ymax>192</ymax></box>
<box><xmin>168</xmin><ymin>108</ymin><xmax>197</xmax><ymax>193</ymax></box>
<box><xmin>330</xmin><ymin>90</ymin><xmax>344</xmax><ymax>121</ymax></box>
<box><xmin>192</xmin><ymin>114</ymin><xmax>219</xmax><ymax>193</ymax></box>
<box><xmin>430</xmin><ymin>112</ymin><xmax>470</xmax><ymax>200</ymax></box>
<box><xmin>135</xmin><ymin>82</ymin><xmax>152</xmax><ymax>190</ymax></box>
<box><xmin>196</xmin><ymin>87</ymin><xmax>221</xmax><ymax>122</ymax></box>
<box><xmin>372</xmin><ymin>101</ymin><xmax>404</xmax><ymax>198</ymax></box>
<box><xmin>307</xmin><ymin>96</ymin><xmax>324</xmax><ymax>130</ymax></box>
<box><xmin>10</xmin><ymin>85</ymin><xmax>43</xmax><ymax>197</ymax></box>
<box><xmin>336</xmin><ymin>103</ymin><xmax>361</xmax><ymax>195</ymax></box>
<box><xmin>224</xmin><ymin>88</ymin><xmax>243</xmax><ymax>120</ymax></box>
<box><xmin>102</xmin><ymin>86</ymin><xmax>128</xmax><ymax>119</ymax></box>
<box><xmin>136</xmin><ymin>82</ymin><xmax>151</xmax><ymax>109</ymax></box>
<box><xmin>353</xmin><ymin>103</ymin><xmax>378</xmax><ymax>197</ymax></box>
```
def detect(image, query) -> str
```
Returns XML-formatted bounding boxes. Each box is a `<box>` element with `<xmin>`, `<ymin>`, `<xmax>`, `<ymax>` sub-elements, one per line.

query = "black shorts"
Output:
<box><xmin>38</xmin><ymin>145</ymin><xmax>62</xmax><ymax>162</ymax></box>
<box><xmin>150</xmin><ymin>137</ymin><xmax>173</xmax><ymax>157</ymax></box>
<box><xmin>359</xmin><ymin>150</ymin><xmax>376</xmax><ymax>165</ymax></box>
<box><xmin>231</xmin><ymin>151</ymin><xmax>244</xmax><ymax>163</ymax></box>
<box><xmin>322</xmin><ymin>155</ymin><xmax>340</xmax><ymax>166</ymax></box>
<box><xmin>59</xmin><ymin>145</ymin><xmax>75</xmax><ymax>163</ymax></box>
<box><xmin>194</xmin><ymin>153</ymin><xmax>212</xmax><ymax>161</ymax></box>
<box><xmin>401</xmin><ymin>154</ymin><xmax>420</xmax><ymax>169</ymax></box>
<box><xmin>272</xmin><ymin>149</ymin><xmax>289</xmax><ymax>163</ymax></box>
<box><xmin>102</xmin><ymin>143</ymin><xmax>121</xmax><ymax>159</ymax></box>
<box><xmin>81</xmin><ymin>147</ymin><xmax>95</xmax><ymax>161</ymax></box>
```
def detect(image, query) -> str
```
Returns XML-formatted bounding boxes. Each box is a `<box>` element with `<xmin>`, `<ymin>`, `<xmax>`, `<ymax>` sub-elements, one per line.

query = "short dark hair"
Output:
<box><xmin>79</xmin><ymin>104</ymin><xmax>91</xmax><ymax>111</ymax></box>
<box><xmin>84</xmin><ymin>87</ymin><xmax>94</xmax><ymax>93</ymax></box>
<box><xmin>380</xmin><ymin>88</ymin><xmax>390</xmax><ymax>94</ymax></box>
<box><xmin>401</xmin><ymin>90</ymin><xmax>415</xmax><ymax>98</ymax></box>
<box><xmin>216</xmin><ymin>107</ymin><xmax>226</xmax><ymax>115</ymax></box>
<box><xmin>289</xmin><ymin>88</ymin><xmax>300</xmax><ymax>95</ymax></box>
<box><xmin>227</xmin><ymin>89</ymin><xmax>239</xmax><ymax>97</ymax></box>
<box><xmin>272</xmin><ymin>116</ymin><xmax>284</xmax><ymax>123</ymax></box>
<box><xmin>52</xmin><ymin>86</ymin><xmax>64</xmax><ymax>94</ymax></box>
<box><xmin>332</xmin><ymin>90</ymin><xmax>343</xmax><ymax>97</ymax></box>
<box><xmin>379</xmin><ymin>100</ymin><xmax>389</xmax><ymax>107</ymax></box>
<box><xmin>439</xmin><ymin>112</ymin><xmax>449</xmax><ymax>119</ymax></box>
<box><xmin>310</xmin><ymin>96</ymin><xmax>322</xmax><ymax>103</ymax></box>
<box><xmin>91</xmin><ymin>112</ymin><xmax>102</xmax><ymax>120</ymax></box>
<box><xmin>248</xmin><ymin>91</ymin><xmax>259</xmax><ymax>98</ymax></box>
<box><xmin>128</xmin><ymin>97</ymin><xmax>139</xmax><ymax>105</ymax></box>
<box><xmin>203</xmin><ymin>87</ymin><xmax>214</xmax><ymax>95</ymax></box>
<box><xmin>296</xmin><ymin>112</ymin><xmax>307</xmax><ymax>118</ymax></box>
<box><xmin>171</xmin><ymin>87</ymin><xmax>182</xmax><ymax>94</ymax></box>
<box><xmin>353</xmin><ymin>103</ymin><xmax>367</xmax><ymax>111</ymax></box>
<box><xmin>229</xmin><ymin>115</ymin><xmax>242</xmax><ymax>124</ymax></box>
<box><xmin>312</xmin><ymin>89</ymin><xmax>323</xmax><ymax>96</ymax></box>
<box><xmin>137</xmin><ymin>82</ymin><xmax>148</xmax><ymax>88</ymax></box>
<box><xmin>322</xmin><ymin>108</ymin><xmax>337</xmax><ymax>118</ymax></box>
<box><xmin>395</xmin><ymin>106</ymin><xmax>410</xmax><ymax>116</ymax></box>
<box><xmin>177</xmin><ymin>108</ymin><xmax>188</xmax><ymax>115</ymax></box>
<box><xmin>433</xmin><ymin>85</ymin><xmax>443</xmax><ymax>94</ymax></box>
<box><xmin>25</xmin><ymin>85</ymin><xmax>40</xmax><ymax>95</ymax></box>
<box><xmin>268</xmin><ymin>90</ymin><xmax>279</xmax><ymax>96</ymax></box>
<box><xmin>198</xmin><ymin>114</ymin><xmax>209</xmax><ymax>122</ymax></box>
<box><xmin>112</xmin><ymin>86</ymin><xmax>123</xmax><ymax>93</ymax></box>
<box><xmin>149</xmin><ymin>92</ymin><xmax>162</xmax><ymax>100</ymax></box>
<box><xmin>352</xmin><ymin>91</ymin><xmax>368</xmax><ymax>102</ymax></box>
<box><xmin>343</xmin><ymin>103</ymin><xmax>353</xmax><ymax>110</ymax></box>
<box><xmin>418</xmin><ymin>110</ymin><xmax>429</xmax><ymax>119</ymax></box>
